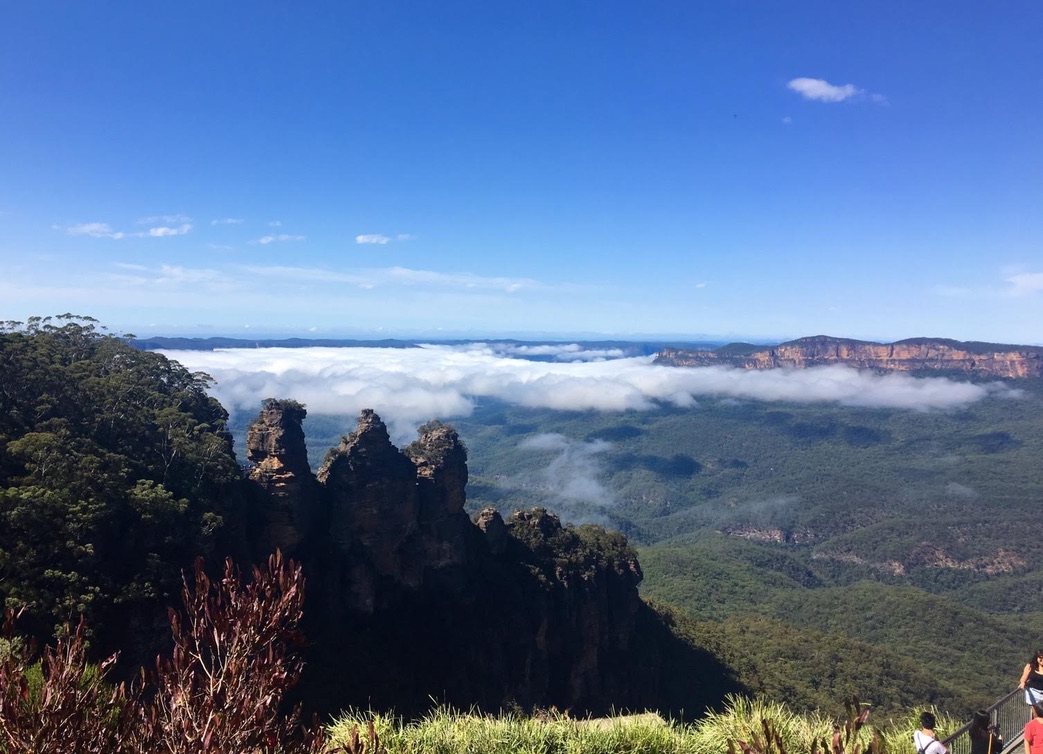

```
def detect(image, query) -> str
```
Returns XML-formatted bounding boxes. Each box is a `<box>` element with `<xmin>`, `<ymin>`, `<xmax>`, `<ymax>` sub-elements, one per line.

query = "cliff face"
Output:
<box><xmin>246</xmin><ymin>399</ymin><xmax>317</xmax><ymax>554</ymax></box>
<box><xmin>242</xmin><ymin>405</ymin><xmax>711</xmax><ymax>718</ymax></box>
<box><xmin>654</xmin><ymin>336</ymin><xmax>1043</xmax><ymax>378</ymax></box>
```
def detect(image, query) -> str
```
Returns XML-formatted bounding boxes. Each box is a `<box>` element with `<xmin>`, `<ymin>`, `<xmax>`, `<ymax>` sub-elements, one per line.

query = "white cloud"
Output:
<box><xmin>66</xmin><ymin>222</ymin><xmax>125</xmax><ymax>239</ymax></box>
<box><xmin>255</xmin><ymin>234</ymin><xmax>306</xmax><ymax>245</ymax></box>
<box><xmin>63</xmin><ymin>219</ymin><xmax>192</xmax><ymax>239</ymax></box>
<box><xmin>356</xmin><ymin>234</ymin><xmax>391</xmax><ymax>245</ymax></box>
<box><xmin>484</xmin><ymin>342</ymin><xmax>626</xmax><ymax>361</ymax></box>
<box><xmin>1005</xmin><ymin>273</ymin><xmax>1043</xmax><ymax>296</ymax></box>
<box><xmin>515</xmin><ymin>433</ymin><xmax>616</xmax><ymax>518</ymax></box>
<box><xmin>138</xmin><ymin>214</ymin><xmax>192</xmax><ymax>225</ymax></box>
<box><xmin>211</xmin><ymin>218</ymin><xmax>244</xmax><ymax>225</ymax></box>
<box><xmin>148</xmin><ymin>223</ymin><xmax>193</xmax><ymax>237</ymax></box>
<box><xmin>787</xmin><ymin>77</ymin><xmax>862</xmax><ymax>103</ymax></box>
<box><xmin>241</xmin><ymin>264</ymin><xmax>537</xmax><ymax>293</ymax></box>
<box><xmin>387</xmin><ymin>266</ymin><xmax>533</xmax><ymax>292</ymax></box>
<box><xmin>158</xmin><ymin>345</ymin><xmax>1018</xmax><ymax>444</ymax></box>
<box><xmin>355</xmin><ymin>233</ymin><xmax>414</xmax><ymax>245</ymax></box>
<box><xmin>269</xmin><ymin>220</ymin><xmax>282</xmax><ymax>227</ymax></box>
<box><xmin>109</xmin><ymin>263</ymin><xmax>234</xmax><ymax>290</ymax></box>
<box><xmin>152</xmin><ymin>264</ymin><xmax>224</xmax><ymax>284</ymax></box>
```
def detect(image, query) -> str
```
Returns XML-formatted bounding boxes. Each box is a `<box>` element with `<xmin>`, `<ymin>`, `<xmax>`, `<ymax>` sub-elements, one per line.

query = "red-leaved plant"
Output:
<box><xmin>0</xmin><ymin>612</ymin><xmax>134</xmax><ymax>753</ymax></box>
<box><xmin>0</xmin><ymin>551</ymin><xmax>332</xmax><ymax>754</ymax></box>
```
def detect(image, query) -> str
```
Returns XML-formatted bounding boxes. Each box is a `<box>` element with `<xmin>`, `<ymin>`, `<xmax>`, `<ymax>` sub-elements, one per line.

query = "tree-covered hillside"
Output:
<box><xmin>0</xmin><ymin>316</ymin><xmax>243</xmax><ymax>659</ymax></box>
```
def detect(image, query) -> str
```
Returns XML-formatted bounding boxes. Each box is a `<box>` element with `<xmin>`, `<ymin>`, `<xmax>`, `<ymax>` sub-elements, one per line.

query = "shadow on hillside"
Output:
<box><xmin>630</xmin><ymin>602</ymin><xmax>745</xmax><ymax>720</ymax></box>
<box><xmin>615</xmin><ymin>452</ymin><xmax>703</xmax><ymax>478</ymax></box>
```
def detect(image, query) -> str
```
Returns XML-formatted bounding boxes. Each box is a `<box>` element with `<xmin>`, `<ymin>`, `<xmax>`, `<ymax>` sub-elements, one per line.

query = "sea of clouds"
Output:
<box><xmin>160</xmin><ymin>342</ymin><xmax>1019</xmax><ymax>443</ymax></box>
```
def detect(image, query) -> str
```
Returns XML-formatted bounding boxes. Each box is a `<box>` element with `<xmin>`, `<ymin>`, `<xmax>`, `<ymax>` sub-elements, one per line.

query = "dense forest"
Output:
<box><xmin>0</xmin><ymin>315</ymin><xmax>245</xmax><ymax>666</ymax></box>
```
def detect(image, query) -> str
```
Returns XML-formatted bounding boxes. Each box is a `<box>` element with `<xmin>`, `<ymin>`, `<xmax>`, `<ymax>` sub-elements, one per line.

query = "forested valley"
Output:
<box><xmin>293</xmin><ymin>359</ymin><xmax>1043</xmax><ymax>717</ymax></box>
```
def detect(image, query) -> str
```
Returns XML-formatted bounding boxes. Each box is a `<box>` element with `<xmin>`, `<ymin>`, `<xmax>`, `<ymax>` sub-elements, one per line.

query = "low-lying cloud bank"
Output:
<box><xmin>161</xmin><ymin>343</ymin><xmax>1018</xmax><ymax>441</ymax></box>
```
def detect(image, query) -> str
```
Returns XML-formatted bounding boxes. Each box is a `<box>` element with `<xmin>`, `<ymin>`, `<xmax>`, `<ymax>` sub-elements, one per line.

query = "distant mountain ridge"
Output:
<box><xmin>654</xmin><ymin>335</ymin><xmax>1043</xmax><ymax>378</ymax></box>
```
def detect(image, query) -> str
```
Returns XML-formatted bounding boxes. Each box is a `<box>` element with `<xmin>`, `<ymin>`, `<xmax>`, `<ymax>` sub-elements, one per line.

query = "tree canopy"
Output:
<box><xmin>0</xmin><ymin>315</ymin><xmax>242</xmax><ymax>655</ymax></box>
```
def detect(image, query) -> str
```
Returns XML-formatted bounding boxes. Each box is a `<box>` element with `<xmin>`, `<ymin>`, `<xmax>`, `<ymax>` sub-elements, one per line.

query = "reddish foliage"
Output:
<box><xmin>0</xmin><ymin>551</ymin><xmax>330</xmax><ymax>754</ymax></box>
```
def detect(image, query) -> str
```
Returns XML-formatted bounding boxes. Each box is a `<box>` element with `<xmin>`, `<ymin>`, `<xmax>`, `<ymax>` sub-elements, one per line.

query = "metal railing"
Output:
<box><xmin>941</xmin><ymin>689</ymin><xmax>1029</xmax><ymax>754</ymax></box>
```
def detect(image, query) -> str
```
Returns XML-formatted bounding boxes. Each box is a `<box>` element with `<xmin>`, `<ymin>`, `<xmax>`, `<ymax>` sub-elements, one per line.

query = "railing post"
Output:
<box><xmin>942</xmin><ymin>689</ymin><xmax>1030</xmax><ymax>754</ymax></box>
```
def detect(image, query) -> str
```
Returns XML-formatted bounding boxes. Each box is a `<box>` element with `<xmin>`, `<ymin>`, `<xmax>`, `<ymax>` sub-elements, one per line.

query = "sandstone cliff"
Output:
<box><xmin>654</xmin><ymin>335</ymin><xmax>1043</xmax><ymax>378</ymax></box>
<box><xmin>242</xmin><ymin>403</ymin><xmax>729</xmax><ymax>718</ymax></box>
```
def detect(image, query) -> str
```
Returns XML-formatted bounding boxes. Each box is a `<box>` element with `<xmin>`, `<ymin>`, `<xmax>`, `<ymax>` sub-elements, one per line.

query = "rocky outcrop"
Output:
<box><xmin>500</xmin><ymin>507</ymin><xmax>644</xmax><ymax>705</ymax></box>
<box><xmin>317</xmin><ymin>409</ymin><xmax>423</xmax><ymax>595</ymax></box>
<box><xmin>241</xmin><ymin>406</ymin><xmax>716</xmax><ymax>718</ymax></box>
<box><xmin>404</xmin><ymin>420</ymin><xmax>474</xmax><ymax>592</ymax></box>
<box><xmin>654</xmin><ymin>336</ymin><xmax>1043</xmax><ymax>378</ymax></box>
<box><xmin>246</xmin><ymin>398</ymin><xmax>317</xmax><ymax>554</ymax></box>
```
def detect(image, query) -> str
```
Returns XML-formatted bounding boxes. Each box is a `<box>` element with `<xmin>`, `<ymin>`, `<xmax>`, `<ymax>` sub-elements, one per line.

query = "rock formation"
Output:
<box><xmin>246</xmin><ymin>398</ymin><xmax>317</xmax><ymax>554</ymax></box>
<box><xmin>654</xmin><ymin>335</ymin><xmax>1043</xmax><ymax>378</ymax></box>
<box><xmin>241</xmin><ymin>405</ymin><xmax>723</xmax><ymax>718</ymax></box>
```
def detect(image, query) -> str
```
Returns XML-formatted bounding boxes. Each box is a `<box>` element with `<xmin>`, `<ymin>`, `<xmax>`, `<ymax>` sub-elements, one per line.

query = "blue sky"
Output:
<box><xmin>3</xmin><ymin>2</ymin><xmax>1043</xmax><ymax>343</ymax></box>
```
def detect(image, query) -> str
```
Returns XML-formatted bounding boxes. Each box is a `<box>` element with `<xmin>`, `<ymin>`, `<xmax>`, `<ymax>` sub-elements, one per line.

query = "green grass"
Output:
<box><xmin>326</xmin><ymin>698</ymin><xmax>957</xmax><ymax>754</ymax></box>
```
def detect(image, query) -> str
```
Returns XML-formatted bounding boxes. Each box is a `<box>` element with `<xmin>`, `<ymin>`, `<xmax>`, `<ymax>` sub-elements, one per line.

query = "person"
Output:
<box><xmin>915</xmin><ymin>711</ymin><xmax>948</xmax><ymax>754</ymax></box>
<box><xmin>968</xmin><ymin>709</ymin><xmax>1002</xmax><ymax>754</ymax></box>
<box><xmin>1021</xmin><ymin>650</ymin><xmax>1043</xmax><ymax>704</ymax></box>
<box><xmin>1025</xmin><ymin>702</ymin><xmax>1043</xmax><ymax>754</ymax></box>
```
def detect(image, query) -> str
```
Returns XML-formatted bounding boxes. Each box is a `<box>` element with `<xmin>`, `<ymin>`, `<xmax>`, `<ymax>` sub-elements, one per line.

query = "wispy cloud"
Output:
<box><xmin>211</xmin><ymin>217</ymin><xmax>244</xmax><ymax>225</ymax></box>
<box><xmin>386</xmin><ymin>266</ymin><xmax>531</xmax><ymax>292</ymax></box>
<box><xmin>109</xmin><ymin>263</ymin><xmax>236</xmax><ymax>291</ymax></box>
<box><xmin>254</xmin><ymin>234</ymin><xmax>306</xmax><ymax>245</ymax></box>
<box><xmin>62</xmin><ymin>218</ymin><xmax>193</xmax><ymax>239</ymax></box>
<box><xmin>518</xmin><ymin>434</ymin><xmax>614</xmax><ymax>503</ymax></box>
<box><xmin>148</xmin><ymin>223</ymin><xmax>193</xmax><ymax>237</ymax></box>
<box><xmin>935</xmin><ymin>271</ymin><xmax>1043</xmax><ymax>299</ymax></box>
<box><xmin>1004</xmin><ymin>272</ymin><xmax>1043</xmax><ymax>296</ymax></box>
<box><xmin>241</xmin><ymin>264</ymin><xmax>537</xmax><ymax>292</ymax></box>
<box><xmin>787</xmin><ymin>77</ymin><xmax>884</xmax><ymax>104</ymax></box>
<box><xmin>489</xmin><ymin>343</ymin><xmax>627</xmax><ymax>361</ymax></box>
<box><xmin>137</xmin><ymin>214</ymin><xmax>192</xmax><ymax>225</ymax></box>
<box><xmin>157</xmin><ymin>344</ymin><xmax>1019</xmax><ymax>443</ymax></box>
<box><xmin>512</xmin><ymin>433</ymin><xmax>616</xmax><ymax>522</ymax></box>
<box><xmin>65</xmin><ymin>222</ymin><xmax>126</xmax><ymax>239</ymax></box>
<box><xmin>356</xmin><ymin>233</ymin><xmax>414</xmax><ymax>245</ymax></box>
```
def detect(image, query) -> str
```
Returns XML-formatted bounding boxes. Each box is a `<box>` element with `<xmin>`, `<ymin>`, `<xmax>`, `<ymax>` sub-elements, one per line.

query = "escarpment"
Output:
<box><xmin>654</xmin><ymin>335</ymin><xmax>1043</xmax><ymax>378</ymax></box>
<box><xmin>243</xmin><ymin>403</ymin><xmax>726</xmax><ymax>718</ymax></box>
